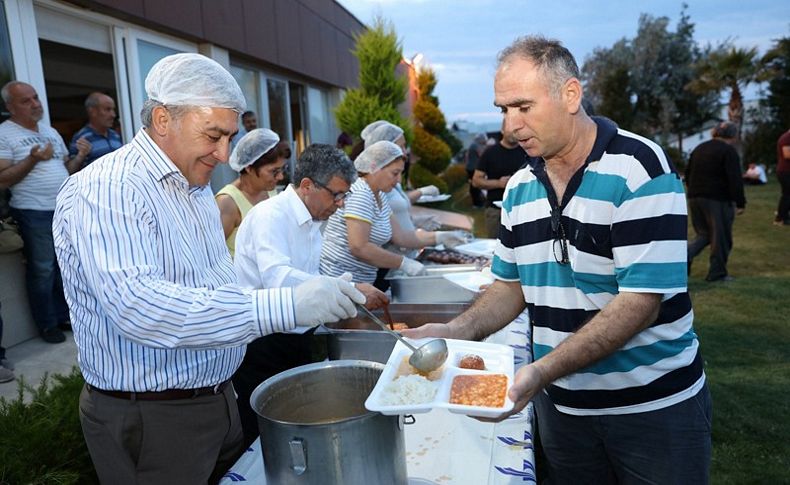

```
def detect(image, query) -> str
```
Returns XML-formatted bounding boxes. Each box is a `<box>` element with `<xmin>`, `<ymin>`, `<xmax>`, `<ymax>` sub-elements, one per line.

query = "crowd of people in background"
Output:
<box><xmin>0</xmin><ymin>30</ymin><xmax>787</xmax><ymax>484</ymax></box>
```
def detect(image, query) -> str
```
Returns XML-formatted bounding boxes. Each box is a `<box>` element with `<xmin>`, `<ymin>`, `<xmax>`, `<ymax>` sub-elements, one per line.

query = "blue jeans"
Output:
<box><xmin>9</xmin><ymin>208</ymin><xmax>69</xmax><ymax>333</ymax></box>
<box><xmin>535</xmin><ymin>384</ymin><xmax>712</xmax><ymax>484</ymax></box>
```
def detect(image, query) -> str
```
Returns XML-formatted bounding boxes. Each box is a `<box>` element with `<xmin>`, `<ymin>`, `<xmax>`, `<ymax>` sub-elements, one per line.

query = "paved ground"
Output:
<box><xmin>0</xmin><ymin>332</ymin><xmax>78</xmax><ymax>402</ymax></box>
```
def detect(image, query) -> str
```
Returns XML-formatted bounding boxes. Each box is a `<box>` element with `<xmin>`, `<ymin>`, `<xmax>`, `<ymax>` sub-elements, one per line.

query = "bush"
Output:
<box><xmin>410</xmin><ymin>163</ymin><xmax>448</xmax><ymax>193</ymax></box>
<box><xmin>441</xmin><ymin>163</ymin><xmax>468</xmax><ymax>193</ymax></box>
<box><xmin>413</xmin><ymin>99</ymin><xmax>446</xmax><ymax>134</ymax></box>
<box><xmin>334</xmin><ymin>91</ymin><xmax>409</xmax><ymax>143</ymax></box>
<box><xmin>0</xmin><ymin>368</ymin><xmax>97</xmax><ymax>484</ymax></box>
<box><xmin>412</xmin><ymin>126</ymin><xmax>452</xmax><ymax>174</ymax></box>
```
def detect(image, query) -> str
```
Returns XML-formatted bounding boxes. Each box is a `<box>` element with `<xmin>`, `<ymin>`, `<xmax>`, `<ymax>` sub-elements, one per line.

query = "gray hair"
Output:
<box><xmin>294</xmin><ymin>144</ymin><xmax>357</xmax><ymax>187</ymax></box>
<box><xmin>140</xmin><ymin>99</ymin><xmax>194</xmax><ymax>128</ymax></box>
<box><xmin>85</xmin><ymin>92</ymin><xmax>107</xmax><ymax>109</ymax></box>
<box><xmin>1</xmin><ymin>81</ymin><xmax>29</xmax><ymax>104</ymax></box>
<box><xmin>497</xmin><ymin>35</ymin><xmax>580</xmax><ymax>99</ymax></box>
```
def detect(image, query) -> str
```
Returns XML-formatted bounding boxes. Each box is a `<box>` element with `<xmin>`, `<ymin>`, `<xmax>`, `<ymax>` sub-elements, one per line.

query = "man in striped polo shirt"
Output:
<box><xmin>69</xmin><ymin>92</ymin><xmax>123</xmax><ymax>168</ymax></box>
<box><xmin>406</xmin><ymin>36</ymin><xmax>710</xmax><ymax>483</ymax></box>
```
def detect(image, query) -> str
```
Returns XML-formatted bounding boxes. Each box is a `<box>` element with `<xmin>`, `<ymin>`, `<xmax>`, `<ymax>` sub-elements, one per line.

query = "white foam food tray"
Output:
<box><xmin>453</xmin><ymin>238</ymin><xmax>497</xmax><ymax>258</ymax></box>
<box><xmin>442</xmin><ymin>271</ymin><xmax>494</xmax><ymax>293</ymax></box>
<box><xmin>365</xmin><ymin>338</ymin><xmax>515</xmax><ymax>418</ymax></box>
<box><xmin>416</xmin><ymin>194</ymin><xmax>451</xmax><ymax>203</ymax></box>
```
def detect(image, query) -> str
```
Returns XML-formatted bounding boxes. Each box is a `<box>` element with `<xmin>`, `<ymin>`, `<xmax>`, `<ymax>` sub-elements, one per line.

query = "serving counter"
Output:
<box><xmin>220</xmin><ymin>312</ymin><xmax>535</xmax><ymax>484</ymax></box>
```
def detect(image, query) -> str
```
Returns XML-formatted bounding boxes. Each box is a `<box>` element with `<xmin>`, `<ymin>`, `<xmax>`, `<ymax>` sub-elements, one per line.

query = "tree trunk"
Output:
<box><xmin>728</xmin><ymin>83</ymin><xmax>743</xmax><ymax>131</ymax></box>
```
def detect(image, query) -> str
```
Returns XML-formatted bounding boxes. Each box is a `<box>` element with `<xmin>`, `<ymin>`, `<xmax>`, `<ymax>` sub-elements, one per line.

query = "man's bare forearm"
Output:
<box><xmin>449</xmin><ymin>279</ymin><xmax>526</xmax><ymax>341</ymax></box>
<box><xmin>0</xmin><ymin>156</ymin><xmax>37</xmax><ymax>186</ymax></box>
<box><xmin>533</xmin><ymin>292</ymin><xmax>662</xmax><ymax>384</ymax></box>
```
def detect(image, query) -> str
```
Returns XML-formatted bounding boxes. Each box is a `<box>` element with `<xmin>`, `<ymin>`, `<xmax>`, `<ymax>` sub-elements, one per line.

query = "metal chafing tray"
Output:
<box><xmin>385</xmin><ymin>264</ymin><xmax>479</xmax><ymax>303</ymax></box>
<box><xmin>320</xmin><ymin>303</ymin><xmax>470</xmax><ymax>363</ymax></box>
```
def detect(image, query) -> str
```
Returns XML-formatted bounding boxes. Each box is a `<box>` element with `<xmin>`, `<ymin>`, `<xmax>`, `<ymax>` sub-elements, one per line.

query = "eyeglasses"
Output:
<box><xmin>264</xmin><ymin>166</ymin><xmax>287</xmax><ymax>177</ymax></box>
<box><xmin>551</xmin><ymin>206</ymin><xmax>569</xmax><ymax>265</ymax></box>
<box><xmin>314</xmin><ymin>181</ymin><xmax>350</xmax><ymax>202</ymax></box>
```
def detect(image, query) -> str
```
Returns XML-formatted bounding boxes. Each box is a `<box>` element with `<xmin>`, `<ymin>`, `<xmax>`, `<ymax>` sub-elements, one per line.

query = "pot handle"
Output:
<box><xmin>403</xmin><ymin>414</ymin><xmax>416</xmax><ymax>425</ymax></box>
<box><xmin>289</xmin><ymin>439</ymin><xmax>307</xmax><ymax>475</ymax></box>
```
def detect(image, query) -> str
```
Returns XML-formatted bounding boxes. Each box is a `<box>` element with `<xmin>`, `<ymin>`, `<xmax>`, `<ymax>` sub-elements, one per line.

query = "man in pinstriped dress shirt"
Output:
<box><xmin>52</xmin><ymin>53</ymin><xmax>364</xmax><ymax>484</ymax></box>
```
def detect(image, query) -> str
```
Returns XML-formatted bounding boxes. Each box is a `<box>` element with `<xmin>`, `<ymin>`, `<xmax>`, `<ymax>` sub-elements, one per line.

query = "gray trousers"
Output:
<box><xmin>688</xmin><ymin>198</ymin><xmax>735</xmax><ymax>281</ymax></box>
<box><xmin>79</xmin><ymin>383</ymin><xmax>244</xmax><ymax>484</ymax></box>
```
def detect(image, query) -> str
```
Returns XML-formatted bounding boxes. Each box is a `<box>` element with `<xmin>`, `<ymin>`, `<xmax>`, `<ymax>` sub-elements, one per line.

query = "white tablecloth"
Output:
<box><xmin>221</xmin><ymin>313</ymin><xmax>535</xmax><ymax>484</ymax></box>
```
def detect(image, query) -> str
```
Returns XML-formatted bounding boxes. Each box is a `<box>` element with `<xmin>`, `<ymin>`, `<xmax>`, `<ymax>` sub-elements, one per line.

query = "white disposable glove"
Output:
<box><xmin>399</xmin><ymin>256</ymin><xmax>425</xmax><ymax>276</ymax></box>
<box><xmin>436</xmin><ymin>230</ymin><xmax>471</xmax><ymax>249</ymax></box>
<box><xmin>293</xmin><ymin>274</ymin><xmax>366</xmax><ymax>326</ymax></box>
<box><xmin>417</xmin><ymin>185</ymin><xmax>440</xmax><ymax>196</ymax></box>
<box><xmin>413</xmin><ymin>214</ymin><xmax>441</xmax><ymax>231</ymax></box>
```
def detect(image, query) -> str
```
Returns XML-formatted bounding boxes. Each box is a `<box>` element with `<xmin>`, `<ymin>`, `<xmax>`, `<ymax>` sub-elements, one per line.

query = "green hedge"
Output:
<box><xmin>410</xmin><ymin>162</ymin><xmax>448</xmax><ymax>193</ymax></box>
<box><xmin>0</xmin><ymin>369</ymin><xmax>97</xmax><ymax>484</ymax></box>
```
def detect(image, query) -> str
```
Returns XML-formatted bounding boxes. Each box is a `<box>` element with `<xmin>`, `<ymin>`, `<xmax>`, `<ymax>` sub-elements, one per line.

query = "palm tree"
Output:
<box><xmin>687</xmin><ymin>45</ymin><xmax>766</xmax><ymax>133</ymax></box>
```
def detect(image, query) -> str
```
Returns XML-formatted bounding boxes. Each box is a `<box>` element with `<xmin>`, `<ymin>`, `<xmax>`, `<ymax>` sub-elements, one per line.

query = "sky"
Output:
<box><xmin>337</xmin><ymin>0</ymin><xmax>790</xmax><ymax>127</ymax></box>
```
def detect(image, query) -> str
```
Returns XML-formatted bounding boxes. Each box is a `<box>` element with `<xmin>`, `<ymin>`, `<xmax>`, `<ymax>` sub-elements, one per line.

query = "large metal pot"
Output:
<box><xmin>251</xmin><ymin>360</ymin><xmax>407</xmax><ymax>485</ymax></box>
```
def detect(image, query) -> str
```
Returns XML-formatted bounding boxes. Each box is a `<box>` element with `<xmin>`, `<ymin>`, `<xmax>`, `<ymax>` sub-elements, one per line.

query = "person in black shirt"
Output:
<box><xmin>686</xmin><ymin>121</ymin><xmax>746</xmax><ymax>282</ymax></box>
<box><xmin>473</xmin><ymin>126</ymin><xmax>526</xmax><ymax>237</ymax></box>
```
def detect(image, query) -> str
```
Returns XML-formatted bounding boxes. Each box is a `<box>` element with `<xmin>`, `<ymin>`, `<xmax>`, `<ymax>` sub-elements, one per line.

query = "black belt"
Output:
<box><xmin>87</xmin><ymin>381</ymin><xmax>229</xmax><ymax>401</ymax></box>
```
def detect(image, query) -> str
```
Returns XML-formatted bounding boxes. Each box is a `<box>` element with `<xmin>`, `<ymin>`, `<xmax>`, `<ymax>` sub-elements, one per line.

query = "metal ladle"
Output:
<box><xmin>356</xmin><ymin>304</ymin><xmax>449</xmax><ymax>373</ymax></box>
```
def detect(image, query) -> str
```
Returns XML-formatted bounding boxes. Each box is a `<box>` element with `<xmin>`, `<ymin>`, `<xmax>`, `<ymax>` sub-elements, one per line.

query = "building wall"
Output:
<box><xmin>65</xmin><ymin>0</ymin><xmax>365</xmax><ymax>89</ymax></box>
<box><xmin>0</xmin><ymin>0</ymin><xmax>366</xmax><ymax>346</ymax></box>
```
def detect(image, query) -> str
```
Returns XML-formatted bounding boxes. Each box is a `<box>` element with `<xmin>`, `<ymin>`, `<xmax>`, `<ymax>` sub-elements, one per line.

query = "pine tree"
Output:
<box><xmin>410</xmin><ymin>67</ymin><xmax>460</xmax><ymax>191</ymax></box>
<box><xmin>334</xmin><ymin>18</ymin><xmax>411</xmax><ymax>142</ymax></box>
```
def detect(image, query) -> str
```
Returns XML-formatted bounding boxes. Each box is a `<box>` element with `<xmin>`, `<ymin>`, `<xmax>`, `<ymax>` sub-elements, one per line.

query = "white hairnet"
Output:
<box><xmin>229</xmin><ymin>128</ymin><xmax>281</xmax><ymax>172</ymax></box>
<box><xmin>354</xmin><ymin>140</ymin><xmax>403</xmax><ymax>173</ymax></box>
<box><xmin>364</xmin><ymin>122</ymin><xmax>404</xmax><ymax>148</ymax></box>
<box><xmin>145</xmin><ymin>53</ymin><xmax>246</xmax><ymax>112</ymax></box>
<box><xmin>360</xmin><ymin>120</ymin><xmax>388</xmax><ymax>142</ymax></box>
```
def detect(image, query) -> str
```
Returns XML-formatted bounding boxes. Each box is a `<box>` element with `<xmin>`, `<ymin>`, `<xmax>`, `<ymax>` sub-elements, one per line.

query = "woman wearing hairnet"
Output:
<box><xmin>320</xmin><ymin>140</ymin><xmax>469</xmax><ymax>287</ymax></box>
<box><xmin>215</xmin><ymin>128</ymin><xmax>291</xmax><ymax>258</ymax></box>
<box><xmin>364</xmin><ymin>121</ymin><xmax>443</xmax><ymax>232</ymax></box>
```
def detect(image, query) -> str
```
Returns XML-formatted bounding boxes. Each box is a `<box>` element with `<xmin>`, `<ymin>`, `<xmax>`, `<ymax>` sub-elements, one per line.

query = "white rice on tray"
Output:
<box><xmin>380</xmin><ymin>374</ymin><xmax>438</xmax><ymax>405</ymax></box>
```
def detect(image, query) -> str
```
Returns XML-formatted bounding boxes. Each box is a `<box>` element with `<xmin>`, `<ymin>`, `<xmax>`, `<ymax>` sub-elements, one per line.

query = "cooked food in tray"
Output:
<box><xmin>458</xmin><ymin>353</ymin><xmax>486</xmax><ymax>370</ymax></box>
<box><xmin>365</xmin><ymin>339</ymin><xmax>515</xmax><ymax>417</ymax></box>
<box><xmin>449</xmin><ymin>374</ymin><xmax>508</xmax><ymax>408</ymax></box>
<box><xmin>420</xmin><ymin>248</ymin><xmax>490</xmax><ymax>266</ymax></box>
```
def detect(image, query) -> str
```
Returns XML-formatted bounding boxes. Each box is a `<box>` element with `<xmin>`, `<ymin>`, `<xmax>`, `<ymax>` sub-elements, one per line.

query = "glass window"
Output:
<box><xmin>266</xmin><ymin>78</ymin><xmax>289</xmax><ymax>140</ymax></box>
<box><xmin>0</xmin><ymin>6</ymin><xmax>15</xmax><ymax>121</ymax></box>
<box><xmin>307</xmin><ymin>86</ymin><xmax>331</xmax><ymax>144</ymax></box>
<box><xmin>229</xmin><ymin>64</ymin><xmax>259</xmax><ymax>126</ymax></box>
<box><xmin>136</xmin><ymin>39</ymin><xmax>179</xmax><ymax>102</ymax></box>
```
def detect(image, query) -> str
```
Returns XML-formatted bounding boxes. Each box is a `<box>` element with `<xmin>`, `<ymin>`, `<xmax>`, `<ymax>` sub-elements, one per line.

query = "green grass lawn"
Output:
<box><xmin>440</xmin><ymin>178</ymin><xmax>790</xmax><ymax>482</ymax></box>
<box><xmin>688</xmin><ymin>178</ymin><xmax>790</xmax><ymax>483</ymax></box>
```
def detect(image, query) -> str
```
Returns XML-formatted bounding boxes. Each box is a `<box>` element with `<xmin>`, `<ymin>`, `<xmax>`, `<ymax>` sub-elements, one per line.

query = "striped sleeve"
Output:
<box><xmin>69</xmin><ymin>176</ymin><xmax>295</xmax><ymax>349</ymax></box>
<box><xmin>343</xmin><ymin>187</ymin><xmax>375</xmax><ymax>224</ymax></box>
<box><xmin>491</xmin><ymin>174</ymin><xmax>523</xmax><ymax>282</ymax></box>
<box><xmin>611</xmin><ymin>166</ymin><xmax>688</xmax><ymax>294</ymax></box>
